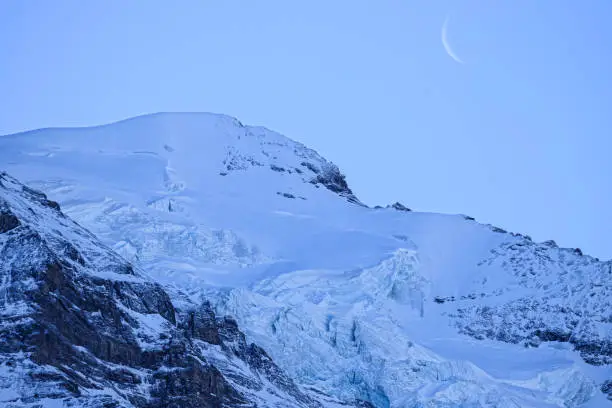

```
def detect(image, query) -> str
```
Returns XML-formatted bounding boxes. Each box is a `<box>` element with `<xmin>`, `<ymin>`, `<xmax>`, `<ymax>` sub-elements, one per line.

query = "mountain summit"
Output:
<box><xmin>0</xmin><ymin>113</ymin><xmax>610</xmax><ymax>407</ymax></box>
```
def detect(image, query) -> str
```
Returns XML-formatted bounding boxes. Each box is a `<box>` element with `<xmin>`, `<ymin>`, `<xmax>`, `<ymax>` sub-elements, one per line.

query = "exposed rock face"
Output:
<box><xmin>0</xmin><ymin>208</ymin><xmax>19</xmax><ymax>233</ymax></box>
<box><xmin>21</xmin><ymin>184</ymin><xmax>62</xmax><ymax>211</ymax></box>
<box><xmin>0</xmin><ymin>173</ymin><xmax>363</xmax><ymax>407</ymax></box>
<box><xmin>303</xmin><ymin>161</ymin><xmax>364</xmax><ymax>206</ymax></box>
<box><xmin>448</xmin><ymin>239</ymin><xmax>612</xmax><ymax>367</ymax></box>
<box><xmin>388</xmin><ymin>202</ymin><xmax>411</xmax><ymax>212</ymax></box>
<box><xmin>602</xmin><ymin>380</ymin><xmax>612</xmax><ymax>400</ymax></box>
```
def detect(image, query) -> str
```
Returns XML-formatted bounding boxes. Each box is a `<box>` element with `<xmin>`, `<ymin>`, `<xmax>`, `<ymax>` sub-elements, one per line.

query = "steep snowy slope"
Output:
<box><xmin>0</xmin><ymin>172</ymin><xmax>369</xmax><ymax>408</ymax></box>
<box><xmin>1</xmin><ymin>112</ymin><xmax>610</xmax><ymax>407</ymax></box>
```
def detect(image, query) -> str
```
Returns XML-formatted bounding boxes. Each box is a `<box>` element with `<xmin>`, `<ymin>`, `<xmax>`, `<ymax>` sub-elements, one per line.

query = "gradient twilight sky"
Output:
<box><xmin>1</xmin><ymin>1</ymin><xmax>611</xmax><ymax>259</ymax></box>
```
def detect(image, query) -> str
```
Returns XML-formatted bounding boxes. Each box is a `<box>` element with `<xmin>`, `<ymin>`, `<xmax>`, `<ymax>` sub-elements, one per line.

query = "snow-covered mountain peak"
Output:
<box><xmin>1</xmin><ymin>114</ymin><xmax>611</xmax><ymax>406</ymax></box>
<box><xmin>3</xmin><ymin>112</ymin><xmax>359</xmax><ymax>206</ymax></box>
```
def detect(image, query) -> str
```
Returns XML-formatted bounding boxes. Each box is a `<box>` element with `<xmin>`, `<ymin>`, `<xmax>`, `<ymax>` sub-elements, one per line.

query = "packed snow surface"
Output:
<box><xmin>1</xmin><ymin>112</ymin><xmax>610</xmax><ymax>407</ymax></box>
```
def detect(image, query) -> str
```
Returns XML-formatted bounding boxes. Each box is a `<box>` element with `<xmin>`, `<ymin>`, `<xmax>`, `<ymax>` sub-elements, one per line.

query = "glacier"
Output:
<box><xmin>0</xmin><ymin>170</ymin><xmax>371</xmax><ymax>407</ymax></box>
<box><xmin>0</xmin><ymin>112</ymin><xmax>610</xmax><ymax>407</ymax></box>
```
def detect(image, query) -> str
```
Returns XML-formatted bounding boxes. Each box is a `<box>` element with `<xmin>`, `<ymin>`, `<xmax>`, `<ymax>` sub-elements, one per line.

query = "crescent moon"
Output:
<box><xmin>441</xmin><ymin>16</ymin><xmax>464</xmax><ymax>64</ymax></box>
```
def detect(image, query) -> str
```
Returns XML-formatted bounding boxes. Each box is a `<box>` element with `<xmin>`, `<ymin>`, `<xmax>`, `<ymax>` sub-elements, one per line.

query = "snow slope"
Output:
<box><xmin>1</xmin><ymin>112</ymin><xmax>610</xmax><ymax>407</ymax></box>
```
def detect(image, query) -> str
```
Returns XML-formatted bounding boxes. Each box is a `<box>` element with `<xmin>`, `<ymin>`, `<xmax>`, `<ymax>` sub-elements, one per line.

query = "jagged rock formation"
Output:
<box><xmin>449</xmin><ymin>237</ymin><xmax>612</xmax><ymax>366</ymax></box>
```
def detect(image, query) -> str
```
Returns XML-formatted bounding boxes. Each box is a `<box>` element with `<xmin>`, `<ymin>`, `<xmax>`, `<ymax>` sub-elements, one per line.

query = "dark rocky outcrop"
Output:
<box><xmin>602</xmin><ymin>380</ymin><xmax>612</xmax><ymax>400</ymax></box>
<box><xmin>300</xmin><ymin>161</ymin><xmax>320</xmax><ymax>174</ymax></box>
<box><xmin>21</xmin><ymin>184</ymin><xmax>61</xmax><ymax>211</ymax></box>
<box><xmin>182</xmin><ymin>302</ymin><xmax>221</xmax><ymax>345</ymax></box>
<box><xmin>312</xmin><ymin>166</ymin><xmax>352</xmax><ymax>196</ymax></box>
<box><xmin>389</xmin><ymin>202</ymin><xmax>411</xmax><ymax>212</ymax></box>
<box><xmin>0</xmin><ymin>208</ymin><xmax>20</xmax><ymax>233</ymax></box>
<box><xmin>542</xmin><ymin>240</ymin><xmax>558</xmax><ymax>248</ymax></box>
<box><xmin>270</xmin><ymin>164</ymin><xmax>287</xmax><ymax>172</ymax></box>
<box><xmin>150</xmin><ymin>359</ymin><xmax>243</xmax><ymax>408</ymax></box>
<box><xmin>300</xmin><ymin>161</ymin><xmax>365</xmax><ymax>206</ymax></box>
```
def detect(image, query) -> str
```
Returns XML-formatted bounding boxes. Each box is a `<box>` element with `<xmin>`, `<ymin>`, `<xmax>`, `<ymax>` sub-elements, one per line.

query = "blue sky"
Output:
<box><xmin>1</xmin><ymin>0</ymin><xmax>611</xmax><ymax>259</ymax></box>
